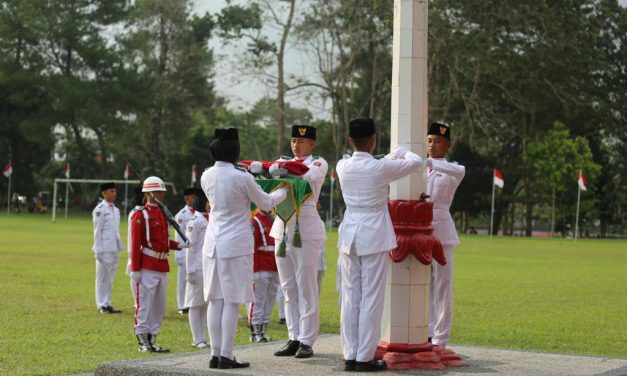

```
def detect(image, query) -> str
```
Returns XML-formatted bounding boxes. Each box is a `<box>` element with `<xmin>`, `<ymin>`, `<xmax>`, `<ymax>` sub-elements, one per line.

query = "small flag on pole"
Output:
<box><xmin>330</xmin><ymin>168</ymin><xmax>337</xmax><ymax>183</ymax></box>
<box><xmin>64</xmin><ymin>163</ymin><xmax>70</xmax><ymax>178</ymax></box>
<box><xmin>578</xmin><ymin>170</ymin><xmax>587</xmax><ymax>191</ymax></box>
<box><xmin>2</xmin><ymin>161</ymin><xmax>12</xmax><ymax>178</ymax></box>
<box><xmin>124</xmin><ymin>163</ymin><xmax>131</xmax><ymax>180</ymax></box>
<box><xmin>493</xmin><ymin>169</ymin><xmax>504</xmax><ymax>188</ymax></box>
<box><xmin>191</xmin><ymin>165</ymin><xmax>198</xmax><ymax>184</ymax></box>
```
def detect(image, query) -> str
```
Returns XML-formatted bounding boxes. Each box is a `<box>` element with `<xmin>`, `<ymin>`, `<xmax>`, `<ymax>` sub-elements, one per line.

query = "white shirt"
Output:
<box><xmin>185</xmin><ymin>213</ymin><xmax>208</xmax><ymax>273</ymax></box>
<box><xmin>270</xmin><ymin>155</ymin><xmax>328</xmax><ymax>242</ymax></box>
<box><xmin>426</xmin><ymin>158</ymin><xmax>465</xmax><ymax>245</ymax></box>
<box><xmin>201</xmin><ymin>161</ymin><xmax>287</xmax><ymax>259</ymax></box>
<box><xmin>336</xmin><ymin>151</ymin><xmax>423</xmax><ymax>255</ymax></box>
<box><xmin>92</xmin><ymin>200</ymin><xmax>123</xmax><ymax>254</ymax></box>
<box><xmin>174</xmin><ymin>205</ymin><xmax>195</xmax><ymax>264</ymax></box>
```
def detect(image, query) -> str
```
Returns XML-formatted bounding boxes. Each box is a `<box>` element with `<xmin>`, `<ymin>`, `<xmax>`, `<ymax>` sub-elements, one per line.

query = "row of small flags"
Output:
<box><xmin>492</xmin><ymin>169</ymin><xmax>587</xmax><ymax>191</ymax></box>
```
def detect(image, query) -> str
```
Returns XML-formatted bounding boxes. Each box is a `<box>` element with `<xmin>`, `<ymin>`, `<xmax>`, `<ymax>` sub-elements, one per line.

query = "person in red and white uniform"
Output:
<box><xmin>129</xmin><ymin>176</ymin><xmax>191</xmax><ymax>353</ymax></box>
<box><xmin>201</xmin><ymin>128</ymin><xmax>288</xmax><ymax>369</ymax></box>
<box><xmin>92</xmin><ymin>182</ymin><xmax>124</xmax><ymax>314</ymax></box>
<box><xmin>174</xmin><ymin>187</ymin><xmax>197</xmax><ymax>315</ymax></box>
<box><xmin>426</xmin><ymin>122</ymin><xmax>465</xmax><ymax>348</ymax></box>
<box><xmin>184</xmin><ymin>189</ymin><xmax>210</xmax><ymax>348</ymax></box>
<box><xmin>247</xmin><ymin>209</ymin><xmax>279</xmax><ymax>343</ymax></box>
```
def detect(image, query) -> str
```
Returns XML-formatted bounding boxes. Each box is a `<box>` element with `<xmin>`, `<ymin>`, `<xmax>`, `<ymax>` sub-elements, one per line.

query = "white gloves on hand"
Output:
<box><xmin>186</xmin><ymin>273</ymin><xmax>198</xmax><ymax>285</ymax></box>
<box><xmin>130</xmin><ymin>271</ymin><xmax>141</xmax><ymax>282</ymax></box>
<box><xmin>269</xmin><ymin>164</ymin><xmax>288</xmax><ymax>177</ymax></box>
<box><xmin>179</xmin><ymin>239</ymin><xmax>191</xmax><ymax>249</ymax></box>
<box><xmin>249</xmin><ymin>161</ymin><xmax>264</xmax><ymax>174</ymax></box>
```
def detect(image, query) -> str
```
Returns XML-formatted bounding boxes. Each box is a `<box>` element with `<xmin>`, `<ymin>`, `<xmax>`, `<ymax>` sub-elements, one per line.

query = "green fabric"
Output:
<box><xmin>251</xmin><ymin>178</ymin><xmax>313</xmax><ymax>224</ymax></box>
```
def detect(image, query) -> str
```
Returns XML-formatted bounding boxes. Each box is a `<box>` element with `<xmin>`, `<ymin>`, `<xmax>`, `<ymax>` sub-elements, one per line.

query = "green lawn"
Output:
<box><xmin>0</xmin><ymin>213</ymin><xmax>625</xmax><ymax>375</ymax></box>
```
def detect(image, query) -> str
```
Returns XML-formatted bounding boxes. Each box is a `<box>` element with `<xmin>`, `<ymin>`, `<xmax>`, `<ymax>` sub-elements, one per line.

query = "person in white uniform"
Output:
<box><xmin>185</xmin><ymin>189</ymin><xmax>210</xmax><ymax>348</ymax></box>
<box><xmin>336</xmin><ymin>118</ymin><xmax>424</xmax><ymax>372</ymax></box>
<box><xmin>425</xmin><ymin>122</ymin><xmax>465</xmax><ymax>348</ymax></box>
<box><xmin>92</xmin><ymin>182</ymin><xmax>124</xmax><ymax>314</ymax></box>
<box><xmin>264</xmin><ymin>124</ymin><xmax>328</xmax><ymax>359</ymax></box>
<box><xmin>175</xmin><ymin>187</ymin><xmax>197</xmax><ymax>315</ymax></box>
<box><xmin>201</xmin><ymin>128</ymin><xmax>288</xmax><ymax>369</ymax></box>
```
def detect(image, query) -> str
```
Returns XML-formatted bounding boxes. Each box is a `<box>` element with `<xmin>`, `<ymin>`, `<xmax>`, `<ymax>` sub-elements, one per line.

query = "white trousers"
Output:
<box><xmin>340</xmin><ymin>251</ymin><xmax>389</xmax><ymax>362</ymax></box>
<box><xmin>208</xmin><ymin>299</ymin><xmax>240</xmax><ymax>360</ymax></box>
<box><xmin>429</xmin><ymin>245</ymin><xmax>455</xmax><ymax>346</ymax></box>
<box><xmin>129</xmin><ymin>277</ymin><xmax>137</xmax><ymax>309</ymax></box>
<box><xmin>189</xmin><ymin>304</ymin><xmax>208</xmax><ymax>345</ymax></box>
<box><xmin>276</xmin><ymin>240</ymin><xmax>322</xmax><ymax>347</ymax></box>
<box><xmin>134</xmin><ymin>269</ymin><xmax>167</xmax><ymax>335</ymax></box>
<box><xmin>176</xmin><ymin>261</ymin><xmax>187</xmax><ymax>310</ymax></box>
<box><xmin>249</xmin><ymin>271</ymin><xmax>280</xmax><ymax>325</ymax></box>
<box><xmin>95</xmin><ymin>251</ymin><xmax>120</xmax><ymax>308</ymax></box>
<box><xmin>277</xmin><ymin>288</ymin><xmax>285</xmax><ymax>319</ymax></box>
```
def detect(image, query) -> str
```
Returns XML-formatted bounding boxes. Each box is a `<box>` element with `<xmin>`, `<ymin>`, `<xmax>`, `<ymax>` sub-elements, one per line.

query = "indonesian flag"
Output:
<box><xmin>64</xmin><ymin>163</ymin><xmax>70</xmax><ymax>178</ymax></box>
<box><xmin>493</xmin><ymin>169</ymin><xmax>504</xmax><ymax>188</ymax></box>
<box><xmin>330</xmin><ymin>168</ymin><xmax>337</xmax><ymax>183</ymax></box>
<box><xmin>123</xmin><ymin>163</ymin><xmax>131</xmax><ymax>180</ymax></box>
<box><xmin>578</xmin><ymin>170</ymin><xmax>587</xmax><ymax>191</ymax></box>
<box><xmin>2</xmin><ymin>161</ymin><xmax>12</xmax><ymax>178</ymax></box>
<box><xmin>192</xmin><ymin>165</ymin><xmax>198</xmax><ymax>184</ymax></box>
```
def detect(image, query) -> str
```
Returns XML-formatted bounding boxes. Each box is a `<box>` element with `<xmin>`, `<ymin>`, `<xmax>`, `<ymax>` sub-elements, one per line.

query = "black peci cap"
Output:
<box><xmin>427</xmin><ymin>122</ymin><xmax>450</xmax><ymax>140</ymax></box>
<box><xmin>349</xmin><ymin>118</ymin><xmax>376</xmax><ymax>139</ymax></box>
<box><xmin>291</xmin><ymin>125</ymin><xmax>316</xmax><ymax>140</ymax></box>
<box><xmin>100</xmin><ymin>182</ymin><xmax>116</xmax><ymax>191</ymax></box>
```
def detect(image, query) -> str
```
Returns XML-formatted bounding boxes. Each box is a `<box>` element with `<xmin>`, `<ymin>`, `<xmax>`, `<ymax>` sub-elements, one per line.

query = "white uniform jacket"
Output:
<box><xmin>185</xmin><ymin>213</ymin><xmax>208</xmax><ymax>273</ymax></box>
<box><xmin>201</xmin><ymin>161</ymin><xmax>287</xmax><ymax>259</ymax></box>
<box><xmin>174</xmin><ymin>205</ymin><xmax>195</xmax><ymax>265</ymax></box>
<box><xmin>270</xmin><ymin>155</ymin><xmax>328</xmax><ymax>242</ymax></box>
<box><xmin>336</xmin><ymin>151</ymin><xmax>423</xmax><ymax>256</ymax></box>
<box><xmin>92</xmin><ymin>201</ymin><xmax>124</xmax><ymax>254</ymax></box>
<box><xmin>426</xmin><ymin>158</ymin><xmax>465</xmax><ymax>246</ymax></box>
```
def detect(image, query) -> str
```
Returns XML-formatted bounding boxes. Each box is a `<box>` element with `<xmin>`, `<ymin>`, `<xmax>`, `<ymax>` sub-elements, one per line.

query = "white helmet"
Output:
<box><xmin>142</xmin><ymin>176</ymin><xmax>167</xmax><ymax>192</ymax></box>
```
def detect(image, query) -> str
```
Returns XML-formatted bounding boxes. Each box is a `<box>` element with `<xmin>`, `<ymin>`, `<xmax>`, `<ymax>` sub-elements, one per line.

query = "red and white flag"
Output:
<box><xmin>493</xmin><ymin>169</ymin><xmax>504</xmax><ymax>188</ymax></box>
<box><xmin>191</xmin><ymin>165</ymin><xmax>198</xmax><ymax>184</ymax></box>
<box><xmin>64</xmin><ymin>163</ymin><xmax>70</xmax><ymax>178</ymax></box>
<box><xmin>330</xmin><ymin>168</ymin><xmax>337</xmax><ymax>183</ymax></box>
<box><xmin>578</xmin><ymin>170</ymin><xmax>587</xmax><ymax>191</ymax></box>
<box><xmin>123</xmin><ymin>163</ymin><xmax>131</xmax><ymax>180</ymax></box>
<box><xmin>2</xmin><ymin>161</ymin><xmax>12</xmax><ymax>178</ymax></box>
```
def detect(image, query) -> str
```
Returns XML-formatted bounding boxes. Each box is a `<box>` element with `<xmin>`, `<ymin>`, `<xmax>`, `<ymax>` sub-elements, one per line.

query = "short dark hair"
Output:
<box><xmin>350</xmin><ymin>134</ymin><xmax>375</xmax><ymax>151</ymax></box>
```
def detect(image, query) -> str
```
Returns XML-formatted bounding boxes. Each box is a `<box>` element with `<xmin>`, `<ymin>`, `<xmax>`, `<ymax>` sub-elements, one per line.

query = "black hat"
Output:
<box><xmin>214</xmin><ymin>128</ymin><xmax>239</xmax><ymax>141</ymax></box>
<box><xmin>427</xmin><ymin>122</ymin><xmax>450</xmax><ymax>140</ymax></box>
<box><xmin>183</xmin><ymin>187</ymin><xmax>196</xmax><ymax>196</ymax></box>
<box><xmin>349</xmin><ymin>118</ymin><xmax>376</xmax><ymax>139</ymax></box>
<box><xmin>100</xmin><ymin>182</ymin><xmax>116</xmax><ymax>191</ymax></box>
<box><xmin>291</xmin><ymin>125</ymin><xmax>316</xmax><ymax>140</ymax></box>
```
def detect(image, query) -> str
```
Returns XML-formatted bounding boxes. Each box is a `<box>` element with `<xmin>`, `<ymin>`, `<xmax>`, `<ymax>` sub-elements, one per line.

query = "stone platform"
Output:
<box><xmin>94</xmin><ymin>334</ymin><xmax>627</xmax><ymax>376</ymax></box>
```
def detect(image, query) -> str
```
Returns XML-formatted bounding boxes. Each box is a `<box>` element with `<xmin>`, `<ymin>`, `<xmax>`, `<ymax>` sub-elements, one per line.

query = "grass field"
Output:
<box><xmin>0</xmin><ymin>212</ymin><xmax>625</xmax><ymax>375</ymax></box>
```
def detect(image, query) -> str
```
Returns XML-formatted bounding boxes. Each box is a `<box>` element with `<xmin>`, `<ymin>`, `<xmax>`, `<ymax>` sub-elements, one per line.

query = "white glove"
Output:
<box><xmin>179</xmin><ymin>239</ymin><xmax>191</xmax><ymax>249</ymax></box>
<box><xmin>130</xmin><ymin>271</ymin><xmax>141</xmax><ymax>282</ymax></box>
<box><xmin>387</xmin><ymin>146</ymin><xmax>409</xmax><ymax>160</ymax></box>
<box><xmin>269</xmin><ymin>164</ymin><xmax>288</xmax><ymax>177</ymax></box>
<box><xmin>249</xmin><ymin>161</ymin><xmax>264</xmax><ymax>174</ymax></box>
<box><xmin>186</xmin><ymin>272</ymin><xmax>198</xmax><ymax>285</ymax></box>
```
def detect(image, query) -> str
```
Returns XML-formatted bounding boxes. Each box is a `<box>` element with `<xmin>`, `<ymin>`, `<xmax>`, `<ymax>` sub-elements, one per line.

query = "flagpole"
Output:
<box><xmin>490</xmin><ymin>174</ymin><xmax>496</xmax><ymax>238</ymax></box>
<box><xmin>64</xmin><ymin>181</ymin><xmax>69</xmax><ymax>220</ymax></box>
<box><xmin>6</xmin><ymin>173</ymin><xmax>11</xmax><ymax>215</ymax></box>
<box><xmin>329</xmin><ymin>179</ymin><xmax>334</xmax><ymax>229</ymax></box>
<box><xmin>124</xmin><ymin>181</ymin><xmax>128</xmax><ymax>218</ymax></box>
<box><xmin>575</xmin><ymin>186</ymin><xmax>581</xmax><ymax>241</ymax></box>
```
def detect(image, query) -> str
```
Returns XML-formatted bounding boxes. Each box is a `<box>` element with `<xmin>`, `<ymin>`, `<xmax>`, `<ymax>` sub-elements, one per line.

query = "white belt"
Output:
<box><xmin>257</xmin><ymin>246</ymin><xmax>275</xmax><ymax>252</ymax></box>
<box><xmin>142</xmin><ymin>247</ymin><xmax>169</xmax><ymax>260</ymax></box>
<box><xmin>346</xmin><ymin>205</ymin><xmax>387</xmax><ymax>213</ymax></box>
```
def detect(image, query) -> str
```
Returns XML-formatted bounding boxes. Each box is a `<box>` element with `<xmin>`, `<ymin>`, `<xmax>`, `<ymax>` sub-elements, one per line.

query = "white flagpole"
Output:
<box><xmin>6</xmin><ymin>173</ymin><xmax>11</xmax><ymax>215</ymax></box>
<box><xmin>329</xmin><ymin>179</ymin><xmax>334</xmax><ymax>229</ymax></box>
<box><xmin>124</xmin><ymin>181</ymin><xmax>128</xmax><ymax>218</ymax></box>
<box><xmin>490</xmin><ymin>177</ymin><xmax>496</xmax><ymax>238</ymax></box>
<box><xmin>575</xmin><ymin>186</ymin><xmax>581</xmax><ymax>241</ymax></box>
<box><xmin>64</xmin><ymin>181</ymin><xmax>70</xmax><ymax>220</ymax></box>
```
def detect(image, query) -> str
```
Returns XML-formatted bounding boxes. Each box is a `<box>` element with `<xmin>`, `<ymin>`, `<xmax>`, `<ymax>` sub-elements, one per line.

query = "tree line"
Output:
<box><xmin>0</xmin><ymin>0</ymin><xmax>624</xmax><ymax>237</ymax></box>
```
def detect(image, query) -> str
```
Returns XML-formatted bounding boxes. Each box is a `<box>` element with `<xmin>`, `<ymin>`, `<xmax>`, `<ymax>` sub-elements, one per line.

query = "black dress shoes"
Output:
<box><xmin>274</xmin><ymin>340</ymin><xmax>301</xmax><ymax>356</ymax></box>
<box><xmin>355</xmin><ymin>360</ymin><xmax>388</xmax><ymax>372</ymax></box>
<box><xmin>218</xmin><ymin>356</ymin><xmax>250</xmax><ymax>369</ymax></box>
<box><xmin>345</xmin><ymin>359</ymin><xmax>356</xmax><ymax>371</ymax></box>
<box><xmin>209</xmin><ymin>356</ymin><xmax>219</xmax><ymax>369</ymax></box>
<box><xmin>106</xmin><ymin>306</ymin><xmax>121</xmax><ymax>313</ymax></box>
<box><xmin>294</xmin><ymin>344</ymin><xmax>314</xmax><ymax>358</ymax></box>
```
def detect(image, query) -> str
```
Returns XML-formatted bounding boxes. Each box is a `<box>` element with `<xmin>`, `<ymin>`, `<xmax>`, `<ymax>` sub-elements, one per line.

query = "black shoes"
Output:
<box><xmin>209</xmin><ymin>356</ymin><xmax>219</xmax><ymax>369</ymax></box>
<box><xmin>354</xmin><ymin>360</ymin><xmax>388</xmax><ymax>372</ymax></box>
<box><xmin>345</xmin><ymin>359</ymin><xmax>356</xmax><ymax>371</ymax></box>
<box><xmin>178</xmin><ymin>308</ymin><xmax>189</xmax><ymax>315</ymax></box>
<box><xmin>274</xmin><ymin>340</ymin><xmax>301</xmax><ymax>356</ymax></box>
<box><xmin>99</xmin><ymin>306</ymin><xmax>121</xmax><ymax>314</ymax></box>
<box><xmin>278</xmin><ymin>318</ymin><xmax>286</xmax><ymax>325</ymax></box>
<box><xmin>218</xmin><ymin>356</ymin><xmax>250</xmax><ymax>369</ymax></box>
<box><xmin>294</xmin><ymin>344</ymin><xmax>314</xmax><ymax>358</ymax></box>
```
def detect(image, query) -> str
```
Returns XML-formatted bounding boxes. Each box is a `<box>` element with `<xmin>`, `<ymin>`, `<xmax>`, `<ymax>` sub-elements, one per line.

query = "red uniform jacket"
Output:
<box><xmin>131</xmin><ymin>203</ymin><xmax>180</xmax><ymax>273</ymax></box>
<box><xmin>252</xmin><ymin>211</ymin><xmax>277</xmax><ymax>273</ymax></box>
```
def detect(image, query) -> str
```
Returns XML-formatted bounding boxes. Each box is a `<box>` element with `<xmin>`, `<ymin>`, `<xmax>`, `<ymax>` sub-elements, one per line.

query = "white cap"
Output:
<box><xmin>142</xmin><ymin>176</ymin><xmax>166</xmax><ymax>192</ymax></box>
